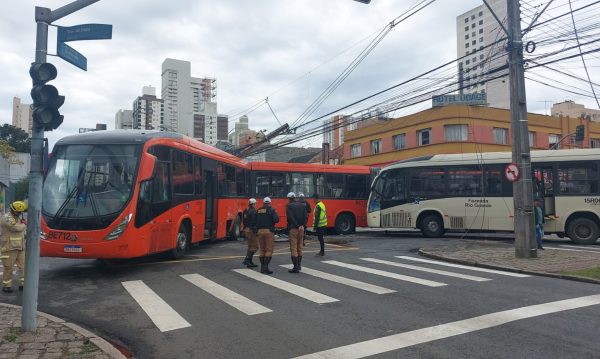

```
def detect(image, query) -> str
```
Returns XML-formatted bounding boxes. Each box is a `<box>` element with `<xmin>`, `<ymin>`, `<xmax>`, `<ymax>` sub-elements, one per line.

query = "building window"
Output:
<box><xmin>549</xmin><ymin>134</ymin><xmax>561</xmax><ymax>149</ymax></box>
<box><xmin>472</xmin><ymin>40</ymin><xmax>476</xmax><ymax>45</ymax></box>
<box><xmin>445</xmin><ymin>124</ymin><xmax>468</xmax><ymax>142</ymax></box>
<box><xmin>465</xmin><ymin>26</ymin><xmax>469</xmax><ymax>31</ymax></box>
<box><xmin>479</xmin><ymin>20</ymin><xmax>483</xmax><ymax>25</ymax></box>
<box><xmin>351</xmin><ymin>144</ymin><xmax>361</xmax><ymax>158</ymax></box>
<box><xmin>465</xmin><ymin>18</ymin><xmax>469</xmax><ymax>23</ymax></box>
<box><xmin>479</xmin><ymin>11</ymin><xmax>483</xmax><ymax>16</ymax></box>
<box><xmin>479</xmin><ymin>37</ymin><xmax>483</xmax><ymax>42</ymax></box>
<box><xmin>591</xmin><ymin>138</ymin><xmax>600</xmax><ymax>148</ymax></box>
<box><xmin>466</xmin><ymin>59</ymin><xmax>470</xmax><ymax>65</ymax></box>
<box><xmin>465</xmin><ymin>43</ymin><xmax>469</xmax><ymax>48</ymax></box>
<box><xmin>471</xmin><ymin>15</ymin><xmax>475</xmax><ymax>20</ymax></box>
<box><xmin>471</xmin><ymin>23</ymin><xmax>475</xmax><ymax>29</ymax></box>
<box><xmin>493</xmin><ymin>128</ymin><xmax>508</xmax><ymax>144</ymax></box>
<box><xmin>529</xmin><ymin>132</ymin><xmax>537</xmax><ymax>147</ymax></box>
<box><xmin>417</xmin><ymin>128</ymin><xmax>432</xmax><ymax>146</ymax></box>
<box><xmin>480</xmin><ymin>54</ymin><xmax>484</xmax><ymax>60</ymax></box>
<box><xmin>371</xmin><ymin>139</ymin><xmax>381</xmax><ymax>154</ymax></box>
<box><xmin>393</xmin><ymin>134</ymin><xmax>406</xmax><ymax>150</ymax></box>
<box><xmin>479</xmin><ymin>29</ymin><xmax>484</xmax><ymax>34</ymax></box>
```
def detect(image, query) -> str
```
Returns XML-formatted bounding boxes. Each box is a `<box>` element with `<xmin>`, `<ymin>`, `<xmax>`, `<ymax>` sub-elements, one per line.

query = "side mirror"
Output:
<box><xmin>139</xmin><ymin>152</ymin><xmax>156</xmax><ymax>181</ymax></box>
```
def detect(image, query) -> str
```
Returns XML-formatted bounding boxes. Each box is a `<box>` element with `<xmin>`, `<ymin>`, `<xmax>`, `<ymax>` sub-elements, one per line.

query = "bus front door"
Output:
<box><xmin>533</xmin><ymin>167</ymin><xmax>555</xmax><ymax>216</ymax></box>
<box><xmin>203</xmin><ymin>159</ymin><xmax>217</xmax><ymax>240</ymax></box>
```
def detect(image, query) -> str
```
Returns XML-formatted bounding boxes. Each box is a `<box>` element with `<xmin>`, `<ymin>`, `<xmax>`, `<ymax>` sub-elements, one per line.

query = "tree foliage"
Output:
<box><xmin>12</xmin><ymin>176</ymin><xmax>30</xmax><ymax>201</ymax></box>
<box><xmin>0</xmin><ymin>140</ymin><xmax>22</xmax><ymax>164</ymax></box>
<box><xmin>0</xmin><ymin>124</ymin><xmax>30</xmax><ymax>153</ymax></box>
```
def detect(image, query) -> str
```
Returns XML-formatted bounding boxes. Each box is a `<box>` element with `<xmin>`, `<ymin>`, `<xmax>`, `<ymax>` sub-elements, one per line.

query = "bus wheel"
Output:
<box><xmin>421</xmin><ymin>215</ymin><xmax>444</xmax><ymax>238</ymax></box>
<box><xmin>228</xmin><ymin>216</ymin><xmax>241</xmax><ymax>241</ymax></box>
<box><xmin>335</xmin><ymin>213</ymin><xmax>355</xmax><ymax>235</ymax></box>
<box><xmin>567</xmin><ymin>217</ymin><xmax>599</xmax><ymax>245</ymax></box>
<box><xmin>171</xmin><ymin>226</ymin><xmax>189</xmax><ymax>260</ymax></box>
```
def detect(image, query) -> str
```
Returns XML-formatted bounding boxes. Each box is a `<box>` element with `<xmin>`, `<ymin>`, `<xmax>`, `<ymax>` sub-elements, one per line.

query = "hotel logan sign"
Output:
<box><xmin>432</xmin><ymin>93</ymin><xmax>487</xmax><ymax>107</ymax></box>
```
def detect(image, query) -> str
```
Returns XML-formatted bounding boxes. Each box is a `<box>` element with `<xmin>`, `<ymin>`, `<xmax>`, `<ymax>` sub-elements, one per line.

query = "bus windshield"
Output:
<box><xmin>43</xmin><ymin>144</ymin><xmax>140</xmax><ymax>221</ymax></box>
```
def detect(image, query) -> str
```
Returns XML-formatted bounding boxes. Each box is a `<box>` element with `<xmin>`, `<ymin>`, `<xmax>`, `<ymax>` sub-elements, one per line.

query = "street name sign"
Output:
<box><xmin>57</xmin><ymin>42</ymin><xmax>87</xmax><ymax>71</ymax></box>
<box><xmin>57</xmin><ymin>24</ymin><xmax>112</xmax><ymax>42</ymax></box>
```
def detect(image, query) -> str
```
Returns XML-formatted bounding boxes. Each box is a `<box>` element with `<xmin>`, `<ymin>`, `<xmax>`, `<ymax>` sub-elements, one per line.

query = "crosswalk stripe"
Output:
<box><xmin>293</xmin><ymin>294</ymin><xmax>600</xmax><ymax>359</ymax></box>
<box><xmin>323</xmin><ymin>260</ymin><xmax>446</xmax><ymax>287</ymax></box>
<box><xmin>280</xmin><ymin>265</ymin><xmax>396</xmax><ymax>294</ymax></box>
<box><xmin>361</xmin><ymin>258</ymin><xmax>491</xmax><ymax>282</ymax></box>
<box><xmin>395</xmin><ymin>256</ymin><xmax>530</xmax><ymax>278</ymax></box>
<box><xmin>233</xmin><ymin>269</ymin><xmax>339</xmax><ymax>304</ymax></box>
<box><xmin>122</xmin><ymin>280</ymin><xmax>191</xmax><ymax>332</ymax></box>
<box><xmin>180</xmin><ymin>274</ymin><xmax>272</xmax><ymax>315</ymax></box>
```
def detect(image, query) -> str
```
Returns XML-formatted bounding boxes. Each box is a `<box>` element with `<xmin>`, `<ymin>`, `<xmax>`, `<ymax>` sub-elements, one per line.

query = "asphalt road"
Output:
<box><xmin>4</xmin><ymin>232</ymin><xmax>600</xmax><ymax>359</ymax></box>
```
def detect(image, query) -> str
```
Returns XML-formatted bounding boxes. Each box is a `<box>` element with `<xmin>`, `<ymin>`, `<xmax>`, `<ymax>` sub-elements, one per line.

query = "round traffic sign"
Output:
<box><xmin>504</xmin><ymin>163</ymin><xmax>520</xmax><ymax>182</ymax></box>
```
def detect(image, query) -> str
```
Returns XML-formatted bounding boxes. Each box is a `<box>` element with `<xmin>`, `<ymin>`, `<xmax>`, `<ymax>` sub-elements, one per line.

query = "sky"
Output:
<box><xmin>1</xmin><ymin>0</ymin><xmax>599</xmax><ymax>149</ymax></box>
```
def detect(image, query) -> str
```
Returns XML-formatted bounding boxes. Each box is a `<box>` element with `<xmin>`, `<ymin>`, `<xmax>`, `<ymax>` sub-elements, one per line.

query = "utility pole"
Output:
<box><xmin>507</xmin><ymin>0</ymin><xmax>537</xmax><ymax>258</ymax></box>
<box><xmin>23</xmin><ymin>0</ymin><xmax>102</xmax><ymax>331</ymax></box>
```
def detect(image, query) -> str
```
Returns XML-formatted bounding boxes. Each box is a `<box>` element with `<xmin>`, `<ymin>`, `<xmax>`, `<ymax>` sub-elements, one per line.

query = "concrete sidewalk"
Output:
<box><xmin>419</xmin><ymin>240</ymin><xmax>600</xmax><ymax>284</ymax></box>
<box><xmin>0</xmin><ymin>303</ymin><xmax>126</xmax><ymax>359</ymax></box>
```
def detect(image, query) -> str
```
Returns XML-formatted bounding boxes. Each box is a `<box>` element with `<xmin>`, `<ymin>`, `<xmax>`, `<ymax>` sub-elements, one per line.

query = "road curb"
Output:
<box><xmin>0</xmin><ymin>302</ymin><xmax>127</xmax><ymax>359</ymax></box>
<box><xmin>418</xmin><ymin>249</ymin><xmax>600</xmax><ymax>285</ymax></box>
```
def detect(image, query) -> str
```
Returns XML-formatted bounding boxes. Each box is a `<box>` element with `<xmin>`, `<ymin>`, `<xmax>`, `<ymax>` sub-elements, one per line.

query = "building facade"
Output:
<box><xmin>162</xmin><ymin>58</ymin><xmax>228</xmax><ymax>144</ymax></box>
<box><xmin>551</xmin><ymin>100</ymin><xmax>600</xmax><ymax>122</ymax></box>
<box><xmin>133</xmin><ymin>86</ymin><xmax>164</xmax><ymax>130</ymax></box>
<box><xmin>456</xmin><ymin>0</ymin><xmax>509</xmax><ymax>109</ymax></box>
<box><xmin>115</xmin><ymin>109</ymin><xmax>134</xmax><ymax>130</ymax></box>
<box><xmin>343</xmin><ymin>105</ymin><xmax>600</xmax><ymax>166</ymax></box>
<box><xmin>12</xmin><ymin>97</ymin><xmax>32</xmax><ymax>136</ymax></box>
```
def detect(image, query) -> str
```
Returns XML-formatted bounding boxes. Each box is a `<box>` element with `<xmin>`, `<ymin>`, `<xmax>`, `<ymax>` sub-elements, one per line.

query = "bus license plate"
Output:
<box><xmin>64</xmin><ymin>245</ymin><xmax>82</xmax><ymax>253</ymax></box>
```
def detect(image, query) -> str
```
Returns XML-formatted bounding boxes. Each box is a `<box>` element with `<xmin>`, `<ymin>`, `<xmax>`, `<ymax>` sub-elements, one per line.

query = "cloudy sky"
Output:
<box><xmin>1</xmin><ymin>0</ymin><xmax>599</xmax><ymax>149</ymax></box>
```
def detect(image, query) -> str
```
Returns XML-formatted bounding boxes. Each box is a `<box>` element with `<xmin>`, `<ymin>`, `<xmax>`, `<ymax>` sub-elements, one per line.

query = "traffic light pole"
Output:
<box><xmin>23</xmin><ymin>0</ymin><xmax>101</xmax><ymax>332</ymax></box>
<box><xmin>507</xmin><ymin>0</ymin><xmax>537</xmax><ymax>258</ymax></box>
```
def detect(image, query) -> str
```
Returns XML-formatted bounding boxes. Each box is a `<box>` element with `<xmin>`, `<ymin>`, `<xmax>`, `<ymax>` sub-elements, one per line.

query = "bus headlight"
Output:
<box><xmin>105</xmin><ymin>213</ymin><xmax>132</xmax><ymax>241</ymax></box>
<box><xmin>40</xmin><ymin>231</ymin><xmax>47</xmax><ymax>240</ymax></box>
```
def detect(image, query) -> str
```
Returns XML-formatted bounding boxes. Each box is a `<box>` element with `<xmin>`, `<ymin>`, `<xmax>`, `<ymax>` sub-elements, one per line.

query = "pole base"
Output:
<box><xmin>515</xmin><ymin>247</ymin><xmax>538</xmax><ymax>258</ymax></box>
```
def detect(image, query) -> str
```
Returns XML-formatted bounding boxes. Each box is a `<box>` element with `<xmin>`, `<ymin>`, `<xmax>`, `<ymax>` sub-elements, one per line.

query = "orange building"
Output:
<box><xmin>343</xmin><ymin>105</ymin><xmax>600</xmax><ymax>166</ymax></box>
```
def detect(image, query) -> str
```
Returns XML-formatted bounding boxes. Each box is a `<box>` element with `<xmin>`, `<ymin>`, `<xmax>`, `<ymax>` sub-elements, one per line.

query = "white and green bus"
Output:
<box><xmin>367</xmin><ymin>149</ymin><xmax>600</xmax><ymax>245</ymax></box>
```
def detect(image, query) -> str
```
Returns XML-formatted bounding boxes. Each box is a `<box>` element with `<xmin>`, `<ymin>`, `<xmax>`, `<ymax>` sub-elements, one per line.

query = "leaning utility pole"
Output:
<box><xmin>507</xmin><ymin>0</ymin><xmax>537</xmax><ymax>258</ymax></box>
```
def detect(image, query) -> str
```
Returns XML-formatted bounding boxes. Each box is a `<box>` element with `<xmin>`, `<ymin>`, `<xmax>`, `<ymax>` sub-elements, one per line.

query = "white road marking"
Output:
<box><xmin>280</xmin><ymin>265</ymin><xmax>396</xmax><ymax>294</ymax></box>
<box><xmin>180</xmin><ymin>273</ymin><xmax>272</xmax><ymax>316</ymax></box>
<box><xmin>361</xmin><ymin>258</ymin><xmax>491</xmax><ymax>282</ymax></box>
<box><xmin>121</xmin><ymin>280</ymin><xmax>191</xmax><ymax>332</ymax></box>
<box><xmin>559</xmin><ymin>245</ymin><xmax>600</xmax><ymax>251</ymax></box>
<box><xmin>323</xmin><ymin>260</ymin><xmax>446</xmax><ymax>287</ymax></box>
<box><xmin>293</xmin><ymin>294</ymin><xmax>600</xmax><ymax>359</ymax></box>
<box><xmin>395</xmin><ymin>256</ymin><xmax>530</xmax><ymax>278</ymax></box>
<box><xmin>233</xmin><ymin>269</ymin><xmax>338</xmax><ymax>304</ymax></box>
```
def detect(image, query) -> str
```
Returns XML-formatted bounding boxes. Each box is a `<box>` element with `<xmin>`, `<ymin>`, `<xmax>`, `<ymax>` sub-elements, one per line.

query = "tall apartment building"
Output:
<box><xmin>133</xmin><ymin>86</ymin><xmax>164</xmax><ymax>130</ymax></box>
<box><xmin>12</xmin><ymin>97</ymin><xmax>32</xmax><ymax>136</ymax></box>
<box><xmin>456</xmin><ymin>0</ymin><xmax>509</xmax><ymax>109</ymax></box>
<box><xmin>551</xmin><ymin>100</ymin><xmax>600</xmax><ymax>122</ymax></box>
<box><xmin>229</xmin><ymin>115</ymin><xmax>260</xmax><ymax>146</ymax></box>
<box><xmin>161</xmin><ymin>58</ymin><xmax>228</xmax><ymax>144</ymax></box>
<box><xmin>115</xmin><ymin>109</ymin><xmax>134</xmax><ymax>130</ymax></box>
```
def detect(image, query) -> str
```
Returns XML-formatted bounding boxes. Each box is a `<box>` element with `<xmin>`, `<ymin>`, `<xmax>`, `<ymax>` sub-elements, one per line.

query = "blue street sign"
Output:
<box><xmin>57</xmin><ymin>24</ymin><xmax>112</xmax><ymax>42</ymax></box>
<box><xmin>57</xmin><ymin>42</ymin><xmax>87</xmax><ymax>71</ymax></box>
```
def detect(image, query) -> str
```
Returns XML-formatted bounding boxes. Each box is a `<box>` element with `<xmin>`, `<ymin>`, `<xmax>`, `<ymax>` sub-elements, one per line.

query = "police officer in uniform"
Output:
<box><xmin>1</xmin><ymin>201</ymin><xmax>27</xmax><ymax>293</ymax></box>
<box><xmin>313</xmin><ymin>193</ymin><xmax>328</xmax><ymax>256</ymax></box>
<box><xmin>298</xmin><ymin>193</ymin><xmax>311</xmax><ymax>246</ymax></box>
<box><xmin>286</xmin><ymin>192</ymin><xmax>307</xmax><ymax>273</ymax></box>
<box><xmin>242</xmin><ymin>198</ymin><xmax>258</xmax><ymax>268</ymax></box>
<box><xmin>256</xmin><ymin>197</ymin><xmax>279</xmax><ymax>274</ymax></box>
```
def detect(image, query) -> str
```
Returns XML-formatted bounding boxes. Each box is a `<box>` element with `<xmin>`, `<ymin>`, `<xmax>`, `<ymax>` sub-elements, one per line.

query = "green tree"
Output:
<box><xmin>0</xmin><ymin>140</ymin><xmax>22</xmax><ymax>164</ymax></box>
<box><xmin>0</xmin><ymin>124</ymin><xmax>31</xmax><ymax>153</ymax></box>
<box><xmin>12</xmin><ymin>176</ymin><xmax>30</xmax><ymax>201</ymax></box>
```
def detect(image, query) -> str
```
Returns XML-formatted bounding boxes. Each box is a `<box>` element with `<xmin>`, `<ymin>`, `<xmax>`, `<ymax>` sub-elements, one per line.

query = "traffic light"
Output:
<box><xmin>30</xmin><ymin>62</ymin><xmax>64</xmax><ymax>131</ymax></box>
<box><xmin>575</xmin><ymin>125</ymin><xmax>585</xmax><ymax>142</ymax></box>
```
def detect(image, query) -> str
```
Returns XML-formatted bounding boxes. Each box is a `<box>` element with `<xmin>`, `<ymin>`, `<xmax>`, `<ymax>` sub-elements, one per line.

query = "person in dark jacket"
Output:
<box><xmin>256</xmin><ymin>197</ymin><xmax>279</xmax><ymax>274</ymax></box>
<box><xmin>298</xmin><ymin>193</ymin><xmax>311</xmax><ymax>246</ymax></box>
<box><xmin>242</xmin><ymin>198</ymin><xmax>258</xmax><ymax>268</ymax></box>
<box><xmin>286</xmin><ymin>192</ymin><xmax>308</xmax><ymax>273</ymax></box>
<box><xmin>534</xmin><ymin>198</ymin><xmax>545</xmax><ymax>250</ymax></box>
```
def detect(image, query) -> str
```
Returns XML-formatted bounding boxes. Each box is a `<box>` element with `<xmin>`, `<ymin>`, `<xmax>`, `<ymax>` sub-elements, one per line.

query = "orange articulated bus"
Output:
<box><xmin>40</xmin><ymin>130</ymin><xmax>248</xmax><ymax>259</ymax></box>
<box><xmin>249</xmin><ymin>162</ymin><xmax>375</xmax><ymax>234</ymax></box>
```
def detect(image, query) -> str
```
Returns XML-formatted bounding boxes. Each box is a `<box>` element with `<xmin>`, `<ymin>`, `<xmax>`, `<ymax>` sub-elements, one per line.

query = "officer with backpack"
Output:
<box><xmin>286</xmin><ymin>192</ymin><xmax>308</xmax><ymax>273</ymax></box>
<box><xmin>255</xmin><ymin>197</ymin><xmax>279</xmax><ymax>274</ymax></box>
<box><xmin>242</xmin><ymin>198</ymin><xmax>258</xmax><ymax>268</ymax></box>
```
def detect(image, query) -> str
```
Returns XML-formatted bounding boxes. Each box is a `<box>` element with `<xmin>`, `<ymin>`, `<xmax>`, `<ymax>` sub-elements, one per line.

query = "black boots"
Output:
<box><xmin>288</xmin><ymin>256</ymin><xmax>300</xmax><ymax>273</ymax></box>
<box><xmin>298</xmin><ymin>256</ymin><xmax>302</xmax><ymax>271</ymax></box>
<box><xmin>2</xmin><ymin>287</ymin><xmax>13</xmax><ymax>293</ymax></box>
<box><xmin>242</xmin><ymin>251</ymin><xmax>258</xmax><ymax>268</ymax></box>
<box><xmin>260</xmin><ymin>256</ymin><xmax>273</xmax><ymax>275</ymax></box>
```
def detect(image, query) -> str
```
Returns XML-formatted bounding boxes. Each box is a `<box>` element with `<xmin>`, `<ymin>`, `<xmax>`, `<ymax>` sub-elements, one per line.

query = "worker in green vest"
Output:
<box><xmin>312</xmin><ymin>193</ymin><xmax>327</xmax><ymax>256</ymax></box>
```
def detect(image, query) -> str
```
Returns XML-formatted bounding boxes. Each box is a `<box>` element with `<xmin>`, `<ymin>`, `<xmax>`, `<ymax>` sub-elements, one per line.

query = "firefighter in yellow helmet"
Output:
<box><xmin>1</xmin><ymin>201</ymin><xmax>28</xmax><ymax>293</ymax></box>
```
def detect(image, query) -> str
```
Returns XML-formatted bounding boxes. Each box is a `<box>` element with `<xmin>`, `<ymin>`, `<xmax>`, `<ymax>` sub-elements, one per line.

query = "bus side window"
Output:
<box><xmin>345</xmin><ymin>174</ymin><xmax>367</xmax><ymax>199</ymax></box>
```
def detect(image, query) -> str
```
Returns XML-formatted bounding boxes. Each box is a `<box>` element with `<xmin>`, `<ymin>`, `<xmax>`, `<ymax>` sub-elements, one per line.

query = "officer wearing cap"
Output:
<box><xmin>242</xmin><ymin>198</ymin><xmax>258</xmax><ymax>268</ymax></box>
<box><xmin>298</xmin><ymin>193</ymin><xmax>311</xmax><ymax>246</ymax></box>
<box><xmin>255</xmin><ymin>197</ymin><xmax>279</xmax><ymax>274</ymax></box>
<box><xmin>1</xmin><ymin>201</ymin><xmax>27</xmax><ymax>293</ymax></box>
<box><xmin>286</xmin><ymin>192</ymin><xmax>308</xmax><ymax>273</ymax></box>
